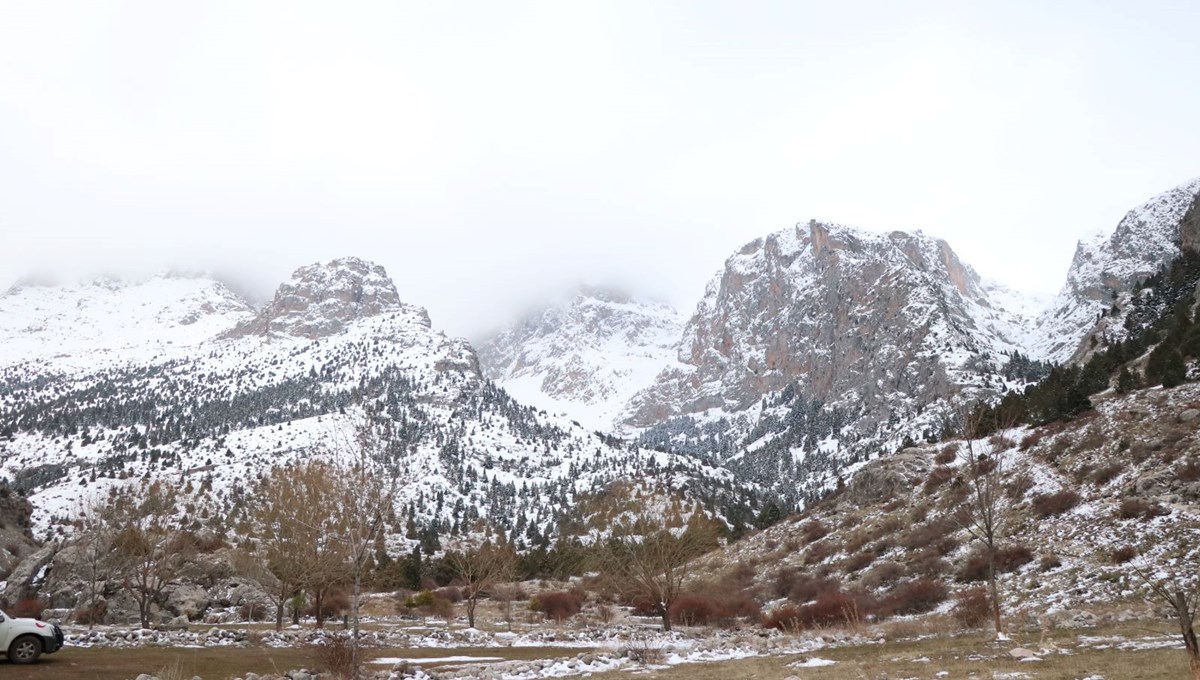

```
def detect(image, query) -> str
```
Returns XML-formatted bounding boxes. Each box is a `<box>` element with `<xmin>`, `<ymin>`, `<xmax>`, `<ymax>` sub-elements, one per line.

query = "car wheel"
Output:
<box><xmin>8</xmin><ymin>634</ymin><xmax>42</xmax><ymax>664</ymax></box>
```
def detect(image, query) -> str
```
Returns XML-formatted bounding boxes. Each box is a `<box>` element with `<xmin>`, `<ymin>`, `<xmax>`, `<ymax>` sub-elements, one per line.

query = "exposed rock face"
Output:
<box><xmin>625</xmin><ymin>220</ymin><xmax>1031</xmax><ymax>428</ymax></box>
<box><xmin>1029</xmin><ymin>177</ymin><xmax>1200</xmax><ymax>364</ymax></box>
<box><xmin>227</xmin><ymin>257</ymin><xmax>421</xmax><ymax>338</ymax></box>
<box><xmin>622</xmin><ymin>220</ymin><xmax>1040</xmax><ymax>502</ymax></box>
<box><xmin>477</xmin><ymin>287</ymin><xmax>682</xmax><ymax>431</ymax></box>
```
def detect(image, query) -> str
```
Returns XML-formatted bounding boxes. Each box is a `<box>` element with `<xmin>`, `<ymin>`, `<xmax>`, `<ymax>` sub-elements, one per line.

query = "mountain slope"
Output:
<box><xmin>1028</xmin><ymin>177</ymin><xmax>1200</xmax><ymax>364</ymax></box>
<box><xmin>0</xmin><ymin>259</ymin><xmax>759</xmax><ymax>550</ymax></box>
<box><xmin>477</xmin><ymin>287</ymin><xmax>683</xmax><ymax>432</ymax></box>
<box><xmin>622</xmin><ymin>221</ymin><xmax>1046</xmax><ymax>504</ymax></box>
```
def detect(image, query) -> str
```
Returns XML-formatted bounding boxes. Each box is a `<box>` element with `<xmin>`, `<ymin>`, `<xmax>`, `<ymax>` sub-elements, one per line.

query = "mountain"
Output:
<box><xmin>1028</xmin><ymin>177</ymin><xmax>1200</xmax><ymax>364</ymax></box>
<box><xmin>620</xmin><ymin>221</ymin><xmax>1048</xmax><ymax>504</ymax></box>
<box><xmin>0</xmin><ymin>258</ymin><xmax>759</xmax><ymax>552</ymax></box>
<box><xmin>476</xmin><ymin>287</ymin><xmax>683</xmax><ymax>432</ymax></box>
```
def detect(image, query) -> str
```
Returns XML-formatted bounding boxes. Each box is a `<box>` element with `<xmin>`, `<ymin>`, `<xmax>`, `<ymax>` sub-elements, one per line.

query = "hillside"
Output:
<box><xmin>0</xmin><ymin>259</ymin><xmax>760</xmax><ymax>559</ymax></box>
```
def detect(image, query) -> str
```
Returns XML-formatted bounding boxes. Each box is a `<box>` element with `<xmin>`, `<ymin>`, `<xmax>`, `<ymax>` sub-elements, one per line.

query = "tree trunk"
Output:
<box><xmin>314</xmin><ymin>589</ymin><xmax>325</xmax><ymax>628</ymax></box>
<box><xmin>351</xmin><ymin>566</ymin><xmax>362</xmax><ymax>680</ymax></box>
<box><xmin>1170</xmin><ymin>591</ymin><xmax>1200</xmax><ymax>679</ymax></box>
<box><xmin>987</xmin><ymin>544</ymin><xmax>1002</xmax><ymax>635</ymax></box>
<box><xmin>467</xmin><ymin>596</ymin><xmax>477</xmax><ymax>629</ymax></box>
<box><xmin>660</xmin><ymin>607</ymin><xmax>672</xmax><ymax>632</ymax></box>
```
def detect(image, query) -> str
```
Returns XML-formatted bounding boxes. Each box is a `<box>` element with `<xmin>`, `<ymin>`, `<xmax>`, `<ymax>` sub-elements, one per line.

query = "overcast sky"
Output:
<box><xmin>2</xmin><ymin>1</ymin><xmax>1199</xmax><ymax>339</ymax></box>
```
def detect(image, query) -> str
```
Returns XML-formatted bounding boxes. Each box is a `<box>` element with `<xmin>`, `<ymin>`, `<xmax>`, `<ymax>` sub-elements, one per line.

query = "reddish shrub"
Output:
<box><xmin>923</xmin><ymin>466</ymin><xmax>954</xmax><ymax>495</ymax></box>
<box><xmin>906</xmin><ymin>547</ymin><xmax>951</xmax><ymax>579</ymax></box>
<box><xmin>803</xmin><ymin>539</ymin><xmax>837</xmax><ymax>566</ymax></box>
<box><xmin>1118</xmin><ymin>497</ymin><xmax>1168</xmax><ymax>520</ymax></box>
<box><xmin>861</xmin><ymin>561</ymin><xmax>906</xmax><ymax>590</ymax></box>
<box><xmin>433</xmin><ymin>586</ymin><xmax>463</xmax><ymax>603</ymax></box>
<box><xmin>1031</xmin><ymin>490</ymin><xmax>1081</xmax><ymax>517</ymax></box>
<box><xmin>1090</xmin><ymin>463</ymin><xmax>1123</xmax><ymax>486</ymax></box>
<box><xmin>237</xmin><ymin>602</ymin><xmax>266</xmax><ymax>621</ymax></box>
<box><xmin>1020</xmin><ymin>431</ymin><xmax>1044</xmax><ymax>451</ymax></box>
<box><xmin>843</xmin><ymin>551</ymin><xmax>875</xmax><ymax>573</ymax></box>
<box><xmin>670</xmin><ymin>594</ymin><xmax>718</xmax><ymax>626</ymax></box>
<box><xmin>901</xmin><ymin>518</ymin><xmax>954</xmax><ymax>550</ymax></box>
<box><xmin>777</xmin><ymin>570</ymin><xmax>840</xmax><ymax>603</ymax></box>
<box><xmin>10</xmin><ymin>597</ymin><xmax>47</xmax><ymax>619</ymax></box>
<box><xmin>952</xmin><ymin>587</ymin><xmax>992</xmax><ymax>629</ymax></box>
<box><xmin>1006</xmin><ymin>473</ymin><xmax>1034</xmax><ymax>500</ymax></box>
<box><xmin>879</xmin><ymin>578</ymin><xmax>948</xmax><ymax>616</ymax></box>
<box><xmin>935</xmin><ymin>444</ymin><xmax>959</xmax><ymax>465</ymax></box>
<box><xmin>800</xmin><ymin>519</ymin><xmax>830</xmax><ymax>544</ymax></box>
<box><xmin>1108</xmin><ymin>545</ymin><xmax>1138</xmax><ymax>564</ymax></box>
<box><xmin>1177</xmin><ymin>459</ymin><xmax>1200</xmax><ymax>482</ymax></box>
<box><xmin>1038</xmin><ymin>554</ymin><xmax>1062</xmax><ymax>572</ymax></box>
<box><xmin>957</xmin><ymin>545</ymin><xmax>1033</xmax><ymax>582</ymax></box>
<box><xmin>769</xmin><ymin>590</ymin><xmax>861</xmax><ymax>629</ymax></box>
<box><xmin>73</xmin><ymin>600</ymin><xmax>107</xmax><ymax>626</ymax></box>
<box><xmin>535</xmin><ymin>590</ymin><xmax>583</xmax><ymax>621</ymax></box>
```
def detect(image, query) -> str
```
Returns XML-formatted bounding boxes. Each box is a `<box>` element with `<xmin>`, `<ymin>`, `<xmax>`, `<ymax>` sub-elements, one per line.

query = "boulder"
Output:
<box><xmin>0</xmin><ymin>543</ymin><xmax>56</xmax><ymax>599</ymax></box>
<box><xmin>165</xmin><ymin>584</ymin><xmax>211</xmax><ymax>620</ymax></box>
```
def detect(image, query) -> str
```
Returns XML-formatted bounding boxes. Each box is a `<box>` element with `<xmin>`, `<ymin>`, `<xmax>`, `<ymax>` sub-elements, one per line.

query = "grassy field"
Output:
<box><xmin>0</xmin><ymin>624</ymin><xmax>1192</xmax><ymax>679</ymax></box>
<box><xmin>0</xmin><ymin>644</ymin><xmax>592</xmax><ymax>680</ymax></box>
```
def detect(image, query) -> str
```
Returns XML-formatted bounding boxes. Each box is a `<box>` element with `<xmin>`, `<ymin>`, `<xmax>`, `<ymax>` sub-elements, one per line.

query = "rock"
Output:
<box><xmin>1008</xmin><ymin>647</ymin><xmax>1039</xmax><ymax>659</ymax></box>
<box><xmin>846</xmin><ymin>452</ymin><xmax>929</xmax><ymax>505</ymax></box>
<box><xmin>1180</xmin><ymin>409</ymin><xmax>1200</xmax><ymax>423</ymax></box>
<box><xmin>166</xmin><ymin>584</ymin><xmax>211</xmax><ymax>620</ymax></box>
<box><xmin>0</xmin><ymin>543</ymin><xmax>56</xmax><ymax>599</ymax></box>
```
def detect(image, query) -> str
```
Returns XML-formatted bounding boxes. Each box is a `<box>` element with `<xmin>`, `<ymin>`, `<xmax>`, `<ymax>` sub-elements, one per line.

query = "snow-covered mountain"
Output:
<box><xmin>1028</xmin><ymin>177</ymin><xmax>1200</xmax><ymax>364</ymax></box>
<box><xmin>0</xmin><ymin>259</ymin><xmax>761</xmax><ymax>546</ymax></box>
<box><xmin>620</xmin><ymin>221</ymin><xmax>1049</xmax><ymax>503</ymax></box>
<box><xmin>476</xmin><ymin>287</ymin><xmax>683</xmax><ymax>432</ymax></box>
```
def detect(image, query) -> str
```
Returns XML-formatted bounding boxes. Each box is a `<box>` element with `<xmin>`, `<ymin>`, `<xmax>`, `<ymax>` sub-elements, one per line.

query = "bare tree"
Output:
<box><xmin>104</xmin><ymin>480</ymin><xmax>196</xmax><ymax>629</ymax></box>
<box><xmin>253</xmin><ymin>460</ymin><xmax>346</xmax><ymax>630</ymax></box>
<box><xmin>954</xmin><ymin>404</ymin><xmax>1018</xmax><ymax>637</ymax></box>
<box><xmin>444</xmin><ymin>540</ymin><xmax>517</xmax><ymax>629</ymax></box>
<box><xmin>598</xmin><ymin>515</ymin><xmax>718</xmax><ymax>631</ymax></box>
<box><xmin>1130</xmin><ymin>532</ymin><xmax>1200</xmax><ymax>679</ymax></box>
<box><xmin>328</xmin><ymin>419</ymin><xmax>401</xmax><ymax>679</ymax></box>
<box><xmin>68</xmin><ymin>497</ymin><xmax>117</xmax><ymax>628</ymax></box>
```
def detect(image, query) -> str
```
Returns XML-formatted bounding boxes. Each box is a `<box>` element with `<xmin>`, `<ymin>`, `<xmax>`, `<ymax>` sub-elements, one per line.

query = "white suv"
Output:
<box><xmin>0</xmin><ymin>609</ymin><xmax>64</xmax><ymax>664</ymax></box>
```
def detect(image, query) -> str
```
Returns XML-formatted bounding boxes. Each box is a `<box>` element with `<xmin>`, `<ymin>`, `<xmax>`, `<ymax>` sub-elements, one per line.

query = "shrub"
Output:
<box><xmin>1038</xmin><ymin>554</ymin><xmax>1062</xmax><ymax>572</ymax></box>
<box><xmin>9</xmin><ymin>597</ymin><xmax>47</xmax><ymax>619</ymax></box>
<box><xmin>670</xmin><ymin>594</ymin><xmax>718</xmax><ymax>626</ymax></box>
<box><xmin>799</xmin><ymin>519</ymin><xmax>829</xmax><ymax>544</ymax></box>
<box><xmin>952</xmin><ymin>587</ymin><xmax>992</xmax><ymax>629</ymax></box>
<box><xmin>1090</xmin><ymin>462</ymin><xmax>1123</xmax><ymax>486</ymax></box>
<box><xmin>901</xmin><ymin>518</ymin><xmax>954</xmax><ymax>551</ymax></box>
<box><xmin>306</xmin><ymin>590</ymin><xmax>350</xmax><ymax>620</ymax></box>
<box><xmin>1118</xmin><ymin>497</ymin><xmax>1168</xmax><ymax>520</ymax></box>
<box><xmin>4</xmin><ymin>542</ymin><xmax>21</xmax><ymax>557</ymax></box>
<box><xmin>879</xmin><ymin>578</ymin><xmax>948</xmax><ymax>616</ymax></box>
<box><xmin>1109</xmin><ymin>545</ymin><xmax>1138</xmax><ymax>564</ymax></box>
<box><xmin>73</xmin><ymin>600</ymin><xmax>107</xmax><ymax>626</ymax></box>
<box><xmin>843</xmin><ymin>551</ymin><xmax>875</xmax><ymax>573</ymax></box>
<box><xmin>1019</xmin><ymin>431</ymin><xmax>1044</xmax><ymax>451</ymax></box>
<box><xmin>1006</xmin><ymin>473</ymin><xmax>1034</xmax><ymax>500</ymax></box>
<box><xmin>766</xmin><ymin>591</ymin><xmax>861</xmax><ymax>630</ymax></box>
<box><xmin>433</xmin><ymin>586</ymin><xmax>462</xmax><ymax>603</ymax></box>
<box><xmin>803</xmin><ymin>539</ymin><xmax>837</xmax><ymax>566</ymax></box>
<box><xmin>844</xmin><ymin>530</ymin><xmax>871</xmax><ymax>554</ymax></box>
<box><xmin>1177</xmin><ymin>459</ymin><xmax>1200</xmax><ymax>482</ymax></box>
<box><xmin>239</xmin><ymin>601</ymin><xmax>268</xmax><ymax>622</ymax></box>
<box><xmin>906</xmin><ymin>547</ymin><xmax>951</xmax><ymax>579</ymax></box>
<box><xmin>935</xmin><ymin>444</ymin><xmax>959</xmax><ymax>465</ymax></box>
<box><xmin>310</xmin><ymin>633</ymin><xmax>354</xmax><ymax>678</ymax></box>
<box><xmin>957</xmin><ymin>544</ymin><xmax>1033</xmax><ymax>582</ymax></box>
<box><xmin>923</xmin><ymin>466</ymin><xmax>954</xmax><ymax>495</ymax></box>
<box><xmin>534</xmin><ymin>590</ymin><xmax>583</xmax><ymax>621</ymax></box>
<box><xmin>861</xmin><ymin>561</ymin><xmax>906</xmax><ymax>590</ymax></box>
<box><xmin>778</xmin><ymin>571</ymin><xmax>840</xmax><ymax>603</ymax></box>
<box><xmin>1031</xmin><ymin>490</ymin><xmax>1081</xmax><ymax>517</ymax></box>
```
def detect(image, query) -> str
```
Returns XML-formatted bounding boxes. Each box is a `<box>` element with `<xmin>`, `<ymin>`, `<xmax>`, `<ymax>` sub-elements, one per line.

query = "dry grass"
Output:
<box><xmin>0</xmin><ymin>643</ymin><xmax>593</xmax><ymax>679</ymax></box>
<box><xmin>589</xmin><ymin>626</ymin><xmax>1196</xmax><ymax>679</ymax></box>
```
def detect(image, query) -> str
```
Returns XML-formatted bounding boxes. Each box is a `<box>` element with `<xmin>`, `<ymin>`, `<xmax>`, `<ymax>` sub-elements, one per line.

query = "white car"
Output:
<box><xmin>0</xmin><ymin>609</ymin><xmax>64</xmax><ymax>664</ymax></box>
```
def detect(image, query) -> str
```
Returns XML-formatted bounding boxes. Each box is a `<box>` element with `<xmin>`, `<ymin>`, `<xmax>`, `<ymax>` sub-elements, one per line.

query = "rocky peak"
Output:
<box><xmin>1028</xmin><ymin>177</ymin><xmax>1200</xmax><ymax>364</ymax></box>
<box><xmin>227</xmin><ymin>257</ymin><xmax>425</xmax><ymax>338</ymax></box>
<box><xmin>477</xmin><ymin>286</ymin><xmax>682</xmax><ymax>431</ymax></box>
